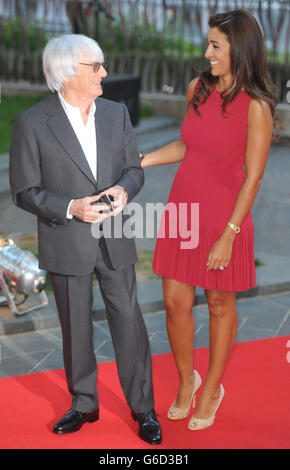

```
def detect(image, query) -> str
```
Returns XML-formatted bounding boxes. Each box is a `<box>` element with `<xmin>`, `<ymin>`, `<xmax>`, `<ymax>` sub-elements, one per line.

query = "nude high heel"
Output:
<box><xmin>188</xmin><ymin>384</ymin><xmax>225</xmax><ymax>430</ymax></box>
<box><xmin>167</xmin><ymin>370</ymin><xmax>202</xmax><ymax>420</ymax></box>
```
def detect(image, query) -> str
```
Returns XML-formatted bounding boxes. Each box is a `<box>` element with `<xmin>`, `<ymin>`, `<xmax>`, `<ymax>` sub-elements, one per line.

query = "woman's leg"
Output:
<box><xmin>192</xmin><ymin>289</ymin><xmax>238</xmax><ymax>418</ymax></box>
<box><xmin>162</xmin><ymin>277</ymin><xmax>196</xmax><ymax>408</ymax></box>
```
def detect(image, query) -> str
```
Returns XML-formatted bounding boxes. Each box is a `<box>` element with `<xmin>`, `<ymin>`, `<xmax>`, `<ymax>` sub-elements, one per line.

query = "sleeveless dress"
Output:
<box><xmin>152</xmin><ymin>79</ymin><xmax>256</xmax><ymax>292</ymax></box>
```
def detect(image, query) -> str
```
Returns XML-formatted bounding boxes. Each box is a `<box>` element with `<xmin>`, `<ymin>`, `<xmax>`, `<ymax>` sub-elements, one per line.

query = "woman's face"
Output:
<box><xmin>204</xmin><ymin>27</ymin><xmax>231</xmax><ymax>81</ymax></box>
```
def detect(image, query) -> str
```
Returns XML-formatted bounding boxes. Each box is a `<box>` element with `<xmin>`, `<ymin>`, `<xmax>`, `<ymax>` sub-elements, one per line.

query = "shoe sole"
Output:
<box><xmin>188</xmin><ymin>423</ymin><xmax>212</xmax><ymax>431</ymax></box>
<box><xmin>138</xmin><ymin>431</ymin><xmax>162</xmax><ymax>445</ymax></box>
<box><xmin>53</xmin><ymin>415</ymin><xmax>99</xmax><ymax>434</ymax></box>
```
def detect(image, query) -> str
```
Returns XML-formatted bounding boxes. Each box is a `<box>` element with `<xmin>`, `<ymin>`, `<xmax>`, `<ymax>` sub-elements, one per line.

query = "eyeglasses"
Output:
<box><xmin>79</xmin><ymin>62</ymin><xmax>107</xmax><ymax>73</ymax></box>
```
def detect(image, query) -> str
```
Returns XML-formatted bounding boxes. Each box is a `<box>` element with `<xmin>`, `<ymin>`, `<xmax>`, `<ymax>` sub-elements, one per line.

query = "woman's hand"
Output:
<box><xmin>206</xmin><ymin>229</ymin><xmax>236</xmax><ymax>272</ymax></box>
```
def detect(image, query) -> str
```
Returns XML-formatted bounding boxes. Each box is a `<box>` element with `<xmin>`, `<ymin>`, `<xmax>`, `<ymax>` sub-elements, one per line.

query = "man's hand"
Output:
<box><xmin>98</xmin><ymin>185</ymin><xmax>128</xmax><ymax>217</ymax></box>
<box><xmin>69</xmin><ymin>194</ymin><xmax>113</xmax><ymax>223</ymax></box>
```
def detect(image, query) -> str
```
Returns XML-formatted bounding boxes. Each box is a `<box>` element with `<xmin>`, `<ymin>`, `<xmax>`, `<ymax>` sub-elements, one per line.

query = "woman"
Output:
<box><xmin>140</xmin><ymin>9</ymin><xmax>278</xmax><ymax>430</ymax></box>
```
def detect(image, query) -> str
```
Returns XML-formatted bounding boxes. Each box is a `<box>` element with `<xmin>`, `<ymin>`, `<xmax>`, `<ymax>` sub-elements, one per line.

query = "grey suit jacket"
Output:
<box><xmin>9</xmin><ymin>93</ymin><xmax>144</xmax><ymax>275</ymax></box>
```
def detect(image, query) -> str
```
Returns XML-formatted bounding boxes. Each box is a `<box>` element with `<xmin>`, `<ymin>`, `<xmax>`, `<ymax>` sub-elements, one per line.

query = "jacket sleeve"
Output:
<box><xmin>115</xmin><ymin>105</ymin><xmax>144</xmax><ymax>203</ymax></box>
<box><xmin>9</xmin><ymin>113</ymin><xmax>71</xmax><ymax>225</ymax></box>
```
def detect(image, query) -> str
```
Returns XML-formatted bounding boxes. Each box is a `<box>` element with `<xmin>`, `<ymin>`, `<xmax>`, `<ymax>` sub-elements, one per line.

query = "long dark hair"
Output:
<box><xmin>190</xmin><ymin>9</ymin><xmax>280</xmax><ymax>140</ymax></box>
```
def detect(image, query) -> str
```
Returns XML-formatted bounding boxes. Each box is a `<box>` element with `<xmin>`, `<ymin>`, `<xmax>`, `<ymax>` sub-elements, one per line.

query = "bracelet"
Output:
<box><xmin>227</xmin><ymin>222</ymin><xmax>241</xmax><ymax>234</ymax></box>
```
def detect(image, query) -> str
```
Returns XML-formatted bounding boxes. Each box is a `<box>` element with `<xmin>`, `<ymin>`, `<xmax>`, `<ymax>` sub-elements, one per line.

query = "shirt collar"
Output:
<box><xmin>58</xmin><ymin>91</ymin><xmax>96</xmax><ymax>118</ymax></box>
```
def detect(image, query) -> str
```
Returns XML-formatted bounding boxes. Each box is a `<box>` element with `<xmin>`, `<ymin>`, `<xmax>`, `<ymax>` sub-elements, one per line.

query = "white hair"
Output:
<box><xmin>42</xmin><ymin>34</ymin><xmax>104</xmax><ymax>92</ymax></box>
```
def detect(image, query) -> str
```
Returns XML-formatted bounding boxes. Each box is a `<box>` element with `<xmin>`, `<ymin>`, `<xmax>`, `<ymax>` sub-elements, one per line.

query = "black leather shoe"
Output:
<box><xmin>53</xmin><ymin>409</ymin><xmax>99</xmax><ymax>434</ymax></box>
<box><xmin>132</xmin><ymin>408</ymin><xmax>162</xmax><ymax>445</ymax></box>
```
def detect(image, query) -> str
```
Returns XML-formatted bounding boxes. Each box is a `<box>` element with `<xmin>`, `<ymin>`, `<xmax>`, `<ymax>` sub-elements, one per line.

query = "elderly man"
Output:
<box><xmin>9</xmin><ymin>34</ymin><xmax>161</xmax><ymax>445</ymax></box>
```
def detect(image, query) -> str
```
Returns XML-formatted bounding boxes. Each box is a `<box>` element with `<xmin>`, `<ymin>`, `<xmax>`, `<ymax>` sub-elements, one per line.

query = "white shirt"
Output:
<box><xmin>58</xmin><ymin>92</ymin><xmax>97</xmax><ymax>219</ymax></box>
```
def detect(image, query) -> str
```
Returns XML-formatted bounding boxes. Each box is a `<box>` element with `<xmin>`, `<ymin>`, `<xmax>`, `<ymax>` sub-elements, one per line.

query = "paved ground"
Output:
<box><xmin>0</xmin><ymin>291</ymin><xmax>289</xmax><ymax>379</ymax></box>
<box><xmin>0</xmin><ymin>117</ymin><xmax>289</xmax><ymax>379</ymax></box>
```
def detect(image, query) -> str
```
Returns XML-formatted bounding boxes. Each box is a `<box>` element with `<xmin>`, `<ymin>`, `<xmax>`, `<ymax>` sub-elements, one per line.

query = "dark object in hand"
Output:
<box><xmin>91</xmin><ymin>193</ymin><xmax>114</xmax><ymax>212</ymax></box>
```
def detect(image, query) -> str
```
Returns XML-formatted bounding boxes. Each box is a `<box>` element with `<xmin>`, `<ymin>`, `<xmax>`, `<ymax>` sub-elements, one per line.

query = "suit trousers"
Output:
<box><xmin>49</xmin><ymin>237</ymin><xmax>155</xmax><ymax>414</ymax></box>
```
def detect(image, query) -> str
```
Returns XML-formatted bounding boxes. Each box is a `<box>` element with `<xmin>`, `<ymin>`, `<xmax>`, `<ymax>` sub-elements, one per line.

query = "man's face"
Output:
<box><xmin>65</xmin><ymin>54</ymin><xmax>107</xmax><ymax>101</ymax></box>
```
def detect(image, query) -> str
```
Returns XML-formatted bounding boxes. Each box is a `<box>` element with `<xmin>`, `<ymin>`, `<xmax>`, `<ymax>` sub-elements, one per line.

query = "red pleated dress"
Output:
<box><xmin>152</xmin><ymin>79</ymin><xmax>256</xmax><ymax>292</ymax></box>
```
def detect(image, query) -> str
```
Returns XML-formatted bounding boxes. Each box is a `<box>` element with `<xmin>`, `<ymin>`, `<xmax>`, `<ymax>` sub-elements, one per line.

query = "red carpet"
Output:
<box><xmin>1</xmin><ymin>335</ymin><xmax>290</xmax><ymax>449</ymax></box>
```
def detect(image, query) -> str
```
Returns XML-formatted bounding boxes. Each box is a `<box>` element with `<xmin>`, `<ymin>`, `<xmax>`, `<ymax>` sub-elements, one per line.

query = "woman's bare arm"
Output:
<box><xmin>207</xmin><ymin>98</ymin><xmax>273</xmax><ymax>271</ymax></box>
<box><xmin>224</xmin><ymin>99</ymin><xmax>273</xmax><ymax>233</ymax></box>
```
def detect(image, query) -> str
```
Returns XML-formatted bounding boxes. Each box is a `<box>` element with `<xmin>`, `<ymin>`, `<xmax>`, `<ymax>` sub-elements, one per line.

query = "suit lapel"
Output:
<box><xmin>94</xmin><ymin>99</ymin><xmax>112</xmax><ymax>190</ymax></box>
<box><xmin>45</xmin><ymin>93</ymin><xmax>97</xmax><ymax>186</ymax></box>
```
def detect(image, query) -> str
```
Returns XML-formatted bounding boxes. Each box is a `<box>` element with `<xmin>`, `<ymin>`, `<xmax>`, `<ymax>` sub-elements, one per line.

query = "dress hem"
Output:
<box><xmin>152</xmin><ymin>269</ymin><xmax>256</xmax><ymax>293</ymax></box>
